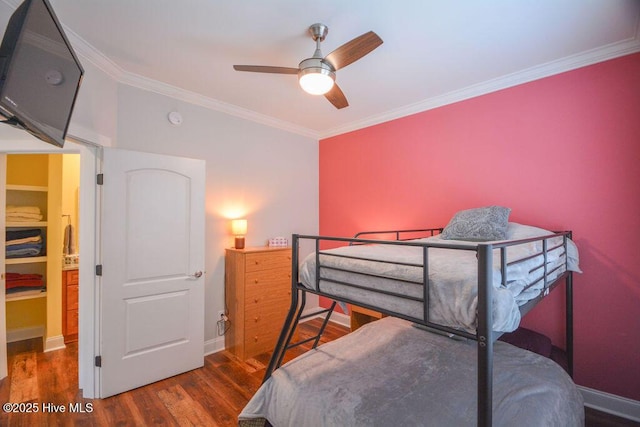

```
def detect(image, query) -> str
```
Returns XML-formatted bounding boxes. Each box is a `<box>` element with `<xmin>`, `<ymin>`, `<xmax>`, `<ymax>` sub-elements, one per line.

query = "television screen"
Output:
<box><xmin>0</xmin><ymin>0</ymin><xmax>84</xmax><ymax>147</ymax></box>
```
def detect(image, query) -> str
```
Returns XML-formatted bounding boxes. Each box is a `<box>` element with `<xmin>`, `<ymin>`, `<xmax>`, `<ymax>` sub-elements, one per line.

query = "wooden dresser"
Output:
<box><xmin>225</xmin><ymin>246</ymin><xmax>292</xmax><ymax>360</ymax></box>
<box><xmin>62</xmin><ymin>268</ymin><xmax>79</xmax><ymax>343</ymax></box>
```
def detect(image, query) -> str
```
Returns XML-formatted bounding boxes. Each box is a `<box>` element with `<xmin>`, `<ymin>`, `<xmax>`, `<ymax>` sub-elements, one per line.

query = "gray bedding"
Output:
<box><xmin>239</xmin><ymin>317</ymin><xmax>584</xmax><ymax>427</ymax></box>
<box><xmin>299</xmin><ymin>223</ymin><xmax>580</xmax><ymax>333</ymax></box>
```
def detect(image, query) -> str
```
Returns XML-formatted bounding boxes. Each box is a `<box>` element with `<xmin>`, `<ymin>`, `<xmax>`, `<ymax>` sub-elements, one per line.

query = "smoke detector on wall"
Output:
<box><xmin>168</xmin><ymin>111</ymin><xmax>183</xmax><ymax>125</ymax></box>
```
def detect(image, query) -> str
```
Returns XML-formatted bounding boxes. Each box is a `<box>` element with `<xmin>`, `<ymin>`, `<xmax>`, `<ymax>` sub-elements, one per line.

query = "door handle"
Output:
<box><xmin>189</xmin><ymin>271</ymin><xmax>203</xmax><ymax>279</ymax></box>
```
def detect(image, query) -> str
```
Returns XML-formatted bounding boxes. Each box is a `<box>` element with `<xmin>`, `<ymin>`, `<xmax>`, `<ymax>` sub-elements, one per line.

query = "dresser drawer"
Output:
<box><xmin>245</xmin><ymin>269</ymin><xmax>291</xmax><ymax>298</ymax></box>
<box><xmin>244</xmin><ymin>250</ymin><xmax>291</xmax><ymax>273</ymax></box>
<box><xmin>245</xmin><ymin>288</ymin><xmax>292</xmax><ymax>307</ymax></box>
<box><xmin>244</xmin><ymin>324</ymin><xmax>284</xmax><ymax>356</ymax></box>
<box><xmin>245</xmin><ymin>299</ymin><xmax>289</xmax><ymax>325</ymax></box>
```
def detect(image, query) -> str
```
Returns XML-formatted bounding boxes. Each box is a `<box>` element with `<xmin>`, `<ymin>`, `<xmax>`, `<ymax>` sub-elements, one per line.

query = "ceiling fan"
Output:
<box><xmin>233</xmin><ymin>23</ymin><xmax>383</xmax><ymax>109</ymax></box>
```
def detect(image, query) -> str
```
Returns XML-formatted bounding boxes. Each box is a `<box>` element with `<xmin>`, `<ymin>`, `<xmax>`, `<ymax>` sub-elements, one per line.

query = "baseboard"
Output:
<box><xmin>44</xmin><ymin>335</ymin><xmax>66</xmax><ymax>353</ymax></box>
<box><xmin>580</xmin><ymin>386</ymin><xmax>640</xmax><ymax>422</ymax></box>
<box><xmin>204</xmin><ymin>335</ymin><xmax>225</xmax><ymax>356</ymax></box>
<box><xmin>6</xmin><ymin>325</ymin><xmax>44</xmax><ymax>343</ymax></box>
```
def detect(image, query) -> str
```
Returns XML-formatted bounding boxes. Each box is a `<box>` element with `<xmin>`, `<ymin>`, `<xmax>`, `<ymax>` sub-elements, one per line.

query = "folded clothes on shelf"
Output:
<box><xmin>5</xmin><ymin>272</ymin><xmax>45</xmax><ymax>289</ymax></box>
<box><xmin>6</xmin><ymin>228</ymin><xmax>42</xmax><ymax>241</ymax></box>
<box><xmin>6</xmin><ymin>229</ymin><xmax>44</xmax><ymax>258</ymax></box>
<box><xmin>6</xmin><ymin>205</ymin><xmax>43</xmax><ymax>222</ymax></box>
<box><xmin>6</xmin><ymin>243</ymin><xmax>44</xmax><ymax>258</ymax></box>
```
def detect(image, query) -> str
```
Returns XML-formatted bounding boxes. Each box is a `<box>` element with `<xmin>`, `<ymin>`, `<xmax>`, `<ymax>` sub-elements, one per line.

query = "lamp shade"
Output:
<box><xmin>231</xmin><ymin>219</ymin><xmax>247</xmax><ymax>236</ymax></box>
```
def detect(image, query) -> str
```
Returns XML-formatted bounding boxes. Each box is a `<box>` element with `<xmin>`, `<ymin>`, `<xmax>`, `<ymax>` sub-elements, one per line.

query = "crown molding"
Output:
<box><xmin>117</xmin><ymin>71</ymin><xmax>320</xmax><ymax>139</ymax></box>
<box><xmin>318</xmin><ymin>33</ymin><xmax>640</xmax><ymax>139</ymax></box>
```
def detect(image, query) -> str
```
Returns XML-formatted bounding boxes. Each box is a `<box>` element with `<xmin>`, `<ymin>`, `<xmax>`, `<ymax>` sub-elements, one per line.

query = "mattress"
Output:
<box><xmin>239</xmin><ymin>317</ymin><xmax>584</xmax><ymax>427</ymax></box>
<box><xmin>299</xmin><ymin>223</ymin><xmax>580</xmax><ymax>333</ymax></box>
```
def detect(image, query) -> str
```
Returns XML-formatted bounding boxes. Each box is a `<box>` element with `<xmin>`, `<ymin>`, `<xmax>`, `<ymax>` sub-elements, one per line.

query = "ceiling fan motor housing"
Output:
<box><xmin>309</xmin><ymin>23</ymin><xmax>328</xmax><ymax>42</ymax></box>
<box><xmin>298</xmin><ymin>58</ymin><xmax>335</xmax><ymax>78</ymax></box>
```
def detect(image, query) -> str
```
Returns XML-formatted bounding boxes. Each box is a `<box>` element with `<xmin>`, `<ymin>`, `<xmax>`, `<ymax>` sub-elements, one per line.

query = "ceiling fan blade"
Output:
<box><xmin>233</xmin><ymin>65</ymin><xmax>299</xmax><ymax>74</ymax></box>
<box><xmin>324</xmin><ymin>31</ymin><xmax>383</xmax><ymax>71</ymax></box>
<box><xmin>325</xmin><ymin>83</ymin><xmax>349</xmax><ymax>109</ymax></box>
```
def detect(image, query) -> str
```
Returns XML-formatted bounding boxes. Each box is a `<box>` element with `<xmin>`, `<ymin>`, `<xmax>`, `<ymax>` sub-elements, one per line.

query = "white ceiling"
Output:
<box><xmin>10</xmin><ymin>1</ymin><xmax>640</xmax><ymax>138</ymax></box>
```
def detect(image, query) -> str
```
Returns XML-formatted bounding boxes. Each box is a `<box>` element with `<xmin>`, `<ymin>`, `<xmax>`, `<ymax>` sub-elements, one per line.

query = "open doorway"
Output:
<box><xmin>3</xmin><ymin>153</ymin><xmax>80</xmax><ymax>393</ymax></box>
<box><xmin>0</xmin><ymin>135</ymin><xmax>99</xmax><ymax>398</ymax></box>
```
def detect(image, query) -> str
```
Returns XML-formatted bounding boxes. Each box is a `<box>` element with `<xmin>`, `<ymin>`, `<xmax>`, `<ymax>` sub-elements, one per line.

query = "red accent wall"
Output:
<box><xmin>319</xmin><ymin>53</ymin><xmax>640</xmax><ymax>400</ymax></box>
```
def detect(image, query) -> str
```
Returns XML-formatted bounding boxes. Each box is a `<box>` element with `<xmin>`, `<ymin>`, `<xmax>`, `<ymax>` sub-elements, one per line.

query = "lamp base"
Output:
<box><xmin>234</xmin><ymin>236</ymin><xmax>245</xmax><ymax>249</ymax></box>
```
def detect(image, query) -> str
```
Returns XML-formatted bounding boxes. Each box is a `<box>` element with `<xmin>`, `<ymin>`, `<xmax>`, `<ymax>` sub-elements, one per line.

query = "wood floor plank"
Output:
<box><xmin>156</xmin><ymin>384</ymin><xmax>219</xmax><ymax>427</ymax></box>
<box><xmin>9</xmin><ymin>352</ymin><xmax>39</xmax><ymax>403</ymax></box>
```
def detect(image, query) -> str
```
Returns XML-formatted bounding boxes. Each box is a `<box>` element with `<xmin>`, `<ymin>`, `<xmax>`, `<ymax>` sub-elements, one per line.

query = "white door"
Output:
<box><xmin>100</xmin><ymin>147</ymin><xmax>205</xmax><ymax>397</ymax></box>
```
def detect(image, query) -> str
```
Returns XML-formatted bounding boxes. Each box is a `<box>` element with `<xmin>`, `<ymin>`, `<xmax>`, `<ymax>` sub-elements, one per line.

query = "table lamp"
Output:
<box><xmin>231</xmin><ymin>219</ymin><xmax>248</xmax><ymax>249</ymax></box>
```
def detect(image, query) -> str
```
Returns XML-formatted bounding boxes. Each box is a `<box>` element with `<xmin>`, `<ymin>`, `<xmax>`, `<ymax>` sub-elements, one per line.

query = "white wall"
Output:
<box><xmin>114</xmin><ymin>84</ymin><xmax>319</xmax><ymax>348</ymax></box>
<box><xmin>68</xmin><ymin>59</ymin><xmax>118</xmax><ymax>144</ymax></box>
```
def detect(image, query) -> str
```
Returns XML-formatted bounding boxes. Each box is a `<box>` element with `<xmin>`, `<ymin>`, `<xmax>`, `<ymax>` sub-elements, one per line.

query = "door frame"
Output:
<box><xmin>0</xmin><ymin>128</ymin><xmax>105</xmax><ymax>398</ymax></box>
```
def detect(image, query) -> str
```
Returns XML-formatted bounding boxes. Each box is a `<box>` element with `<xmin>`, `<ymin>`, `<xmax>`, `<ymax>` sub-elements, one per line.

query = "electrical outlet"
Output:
<box><xmin>217</xmin><ymin>310</ymin><xmax>226</xmax><ymax>320</ymax></box>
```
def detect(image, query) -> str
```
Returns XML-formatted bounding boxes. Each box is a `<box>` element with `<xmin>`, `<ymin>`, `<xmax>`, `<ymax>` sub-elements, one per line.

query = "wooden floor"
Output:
<box><xmin>0</xmin><ymin>318</ymin><xmax>636</xmax><ymax>426</ymax></box>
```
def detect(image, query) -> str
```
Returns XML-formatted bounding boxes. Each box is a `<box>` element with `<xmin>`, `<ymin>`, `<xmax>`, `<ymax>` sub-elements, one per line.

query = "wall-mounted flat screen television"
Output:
<box><xmin>0</xmin><ymin>0</ymin><xmax>84</xmax><ymax>147</ymax></box>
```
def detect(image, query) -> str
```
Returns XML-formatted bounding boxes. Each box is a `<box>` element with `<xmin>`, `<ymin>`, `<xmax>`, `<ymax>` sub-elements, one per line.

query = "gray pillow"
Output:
<box><xmin>441</xmin><ymin>206</ymin><xmax>511</xmax><ymax>241</ymax></box>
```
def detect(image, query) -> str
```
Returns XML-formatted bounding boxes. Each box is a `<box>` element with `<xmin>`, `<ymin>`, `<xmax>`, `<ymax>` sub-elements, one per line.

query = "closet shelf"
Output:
<box><xmin>5</xmin><ymin>256</ymin><xmax>48</xmax><ymax>265</ymax></box>
<box><xmin>6</xmin><ymin>221</ymin><xmax>48</xmax><ymax>227</ymax></box>
<box><xmin>5</xmin><ymin>291</ymin><xmax>47</xmax><ymax>302</ymax></box>
<box><xmin>6</xmin><ymin>184</ymin><xmax>48</xmax><ymax>192</ymax></box>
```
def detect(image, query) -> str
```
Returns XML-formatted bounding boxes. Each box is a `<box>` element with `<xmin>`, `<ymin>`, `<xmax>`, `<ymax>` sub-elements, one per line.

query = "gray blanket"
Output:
<box><xmin>299</xmin><ymin>225</ymin><xmax>580</xmax><ymax>333</ymax></box>
<box><xmin>239</xmin><ymin>317</ymin><xmax>584</xmax><ymax>427</ymax></box>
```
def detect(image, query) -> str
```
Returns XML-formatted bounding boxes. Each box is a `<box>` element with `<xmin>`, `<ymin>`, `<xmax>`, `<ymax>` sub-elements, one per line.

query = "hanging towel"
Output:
<box><xmin>64</xmin><ymin>223</ymin><xmax>76</xmax><ymax>255</ymax></box>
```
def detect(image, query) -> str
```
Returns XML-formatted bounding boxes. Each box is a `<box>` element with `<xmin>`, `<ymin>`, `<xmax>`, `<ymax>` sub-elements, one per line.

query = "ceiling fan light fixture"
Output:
<box><xmin>298</xmin><ymin>59</ymin><xmax>335</xmax><ymax>95</ymax></box>
<box><xmin>299</xmin><ymin>70</ymin><xmax>334</xmax><ymax>95</ymax></box>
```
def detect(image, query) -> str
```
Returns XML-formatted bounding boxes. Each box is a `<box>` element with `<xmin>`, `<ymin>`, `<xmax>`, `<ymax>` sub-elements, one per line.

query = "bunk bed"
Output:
<box><xmin>239</xmin><ymin>208</ymin><xmax>584</xmax><ymax>426</ymax></box>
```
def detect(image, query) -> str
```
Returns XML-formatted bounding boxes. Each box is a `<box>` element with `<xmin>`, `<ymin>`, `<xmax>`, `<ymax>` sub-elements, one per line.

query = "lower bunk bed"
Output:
<box><xmin>239</xmin><ymin>210</ymin><xmax>584</xmax><ymax>426</ymax></box>
<box><xmin>240</xmin><ymin>317</ymin><xmax>583</xmax><ymax>426</ymax></box>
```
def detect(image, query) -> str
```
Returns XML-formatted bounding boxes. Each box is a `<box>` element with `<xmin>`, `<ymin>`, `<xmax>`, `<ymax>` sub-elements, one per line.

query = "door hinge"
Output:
<box><xmin>97</xmin><ymin>173</ymin><xmax>104</xmax><ymax>185</ymax></box>
<box><xmin>95</xmin><ymin>264</ymin><xmax>102</xmax><ymax>276</ymax></box>
<box><xmin>95</xmin><ymin>355</ymin><xmax>102</xmax><ymax>367</ymax></box>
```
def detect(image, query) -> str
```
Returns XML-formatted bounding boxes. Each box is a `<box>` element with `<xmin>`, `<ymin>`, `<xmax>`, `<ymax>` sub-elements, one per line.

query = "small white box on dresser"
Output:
<box><xmin>268</xmin><ymin>237</ymin><xmax>288</xmax><ymax>247</ymax></box>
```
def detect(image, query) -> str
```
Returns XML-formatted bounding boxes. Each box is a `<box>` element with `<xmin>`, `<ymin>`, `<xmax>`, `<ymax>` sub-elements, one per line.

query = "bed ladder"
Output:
<box><xmin>263</xmin><ymin>290</ymin><xmax>337</xmax><ymax>382</ymax></box>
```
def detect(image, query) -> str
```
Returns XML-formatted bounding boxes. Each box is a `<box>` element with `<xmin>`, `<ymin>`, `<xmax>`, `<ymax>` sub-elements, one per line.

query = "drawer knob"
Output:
<box><xmin>255</xmin><ymin>260</ymin><xmax>259</xmax><ymax>265</ymax></box>
<box><xmin>254</xmin><ymin>316</ymin><xmax>260</xmax><ymax>322</ymax></box>
<box><xmin>254</xmin><ymin>279</ymin><xmax>259</xmax><ymax>284</ymax></box>
<box><xmin>254</xmin><ymin>336</ymin><xmax>258</xmax><ymax>342</ymax></box>
<box><xmin>254</xmin><ymin>297</ymin><xmax>259</xmax><ymax>303</ymax></box>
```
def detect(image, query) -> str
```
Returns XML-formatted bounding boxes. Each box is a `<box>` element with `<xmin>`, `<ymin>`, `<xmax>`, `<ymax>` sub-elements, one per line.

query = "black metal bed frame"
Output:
<box><xmin>263</xmin><ymin>228</ymin><xmax>574</xmax><ymax>427</ymax></box>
